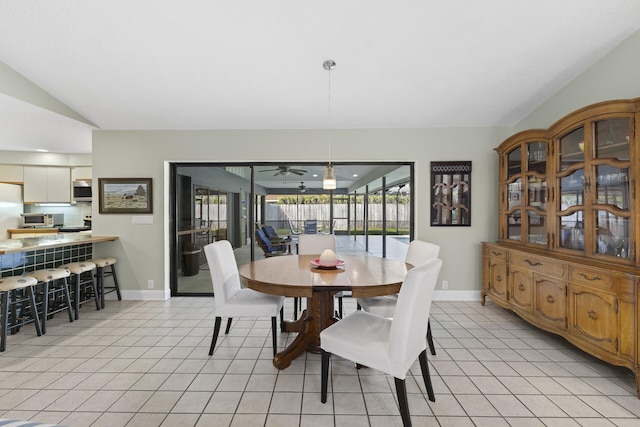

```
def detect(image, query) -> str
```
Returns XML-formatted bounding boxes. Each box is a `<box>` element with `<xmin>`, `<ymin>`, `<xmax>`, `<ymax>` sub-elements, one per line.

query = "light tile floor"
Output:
<box><xmin>1</xmin><ymin>296</ymin><xmax>640</xmax><ymax>426</ymax></box>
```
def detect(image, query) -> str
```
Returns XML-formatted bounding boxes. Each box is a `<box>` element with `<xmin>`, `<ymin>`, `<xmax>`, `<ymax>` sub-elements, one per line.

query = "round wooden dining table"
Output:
<box><xmin>238</xmin><ymin>254</ymin><xmax>409</xmax><ymax>369</ymax></box>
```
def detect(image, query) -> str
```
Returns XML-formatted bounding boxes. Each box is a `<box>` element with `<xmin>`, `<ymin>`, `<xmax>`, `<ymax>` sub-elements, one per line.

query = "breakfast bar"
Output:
<box><xmin>0</xmin><ymin>233</ymin><xmax>119</xmax><ymax>276</ymax></box>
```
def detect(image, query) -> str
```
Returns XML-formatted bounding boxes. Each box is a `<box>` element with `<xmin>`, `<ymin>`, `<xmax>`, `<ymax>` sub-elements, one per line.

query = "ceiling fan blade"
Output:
<box><xmin>291</xmin><ymin>170</ymin><xmax>304</xmax><ymax>176</ymax></box>
<box><xmin>259</xmin><ymin>168</ymin><xmax>279</xmax><ymax>172</ymax></box>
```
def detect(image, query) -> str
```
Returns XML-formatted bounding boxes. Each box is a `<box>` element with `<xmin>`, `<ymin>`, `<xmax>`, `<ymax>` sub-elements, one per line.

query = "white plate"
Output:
<box><xmin>310</xmin><ymin>259</ymin><xmax>345</xmax><ymax>269</ymax></box>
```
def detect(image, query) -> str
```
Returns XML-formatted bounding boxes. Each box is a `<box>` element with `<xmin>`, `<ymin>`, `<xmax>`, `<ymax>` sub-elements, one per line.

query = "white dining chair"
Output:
<box><xmin>297</xmin><ymin>234</ymin><xmax>343</xmax><ymax>316</ymax></box>
<box><xmin>204</xmin><ymin>240</ymin><xmax>285</xmax><ymax>356</ymax></box>
<box><xmin>357</xmin><ymin>239</ymin><xmax>440</xmax><ymax>355</ymax></box>
<box><xmin>297</xmin><ymin>233</ymin><xmax>336</xmax><ymax>255</ymax></box>
<box><xmin>320</xmin><ymin>258</ymin><xmax>443</xmax><ymax>426</ymax></box>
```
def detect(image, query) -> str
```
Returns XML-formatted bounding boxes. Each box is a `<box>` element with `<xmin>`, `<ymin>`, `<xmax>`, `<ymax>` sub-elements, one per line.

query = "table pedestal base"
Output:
<box><xmin>273</xmin><ymin>290</ymin><xmax>339</xmax><ymax>369</ymax></box>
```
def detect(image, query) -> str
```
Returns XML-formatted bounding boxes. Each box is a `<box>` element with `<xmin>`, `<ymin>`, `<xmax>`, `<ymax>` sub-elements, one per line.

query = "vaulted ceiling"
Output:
<box><xmin>1</xmin><ymin>0</ymin><xmax>640</xmax><ymax>154</ymax></box>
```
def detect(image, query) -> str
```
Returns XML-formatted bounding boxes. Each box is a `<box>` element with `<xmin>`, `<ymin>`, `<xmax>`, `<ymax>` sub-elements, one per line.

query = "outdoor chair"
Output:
<box><xmin>255</xmin><ymin>228</ymin><xmax>288</xmax><ymax>257</ymax></box>
<box><xmin>320</xmin><ymin>258</ymin><xmax>442</xmax><ymax>427</ymax></box>
<box><xmin>303</xmin><ymin>219</ymin><xmax>318</xmax><ymax>234</ymax></box>
<box><xmin>357</xmin><ymin>239</ymin><xmax>440</xmax><ymax>355</ymax></box>
<box><xmin>287</xmin><ymin>219</ymin><xmax>302</xmax><ymax>236</ymax></box>
<box><xmin>204</xmin><ymin>240</ymin><xmax>285</xmax><ymax>356</ymax></box>
<box><xmin>262</xmin><ymin>224</ymin><xmax>291</xmax><ymax>244</ymax></box>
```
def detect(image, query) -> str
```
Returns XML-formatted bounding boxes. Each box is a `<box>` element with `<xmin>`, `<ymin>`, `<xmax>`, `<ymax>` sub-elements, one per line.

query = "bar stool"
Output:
<box><xmin>89</xmin><ymin>257</ymin><xmax>121</xmax><ymax>309</ymax></box>
<box><xmin>28</xmin><ymin>268</ymin><xmax>73</xmax><ymax>334</ymax></box>
<box><xmin>59</xmin><ymin>261</ymin><xmax>99</xmax><ymax>320</ymax></box>
<box><xmin>0</xmin><ymin>276</ymin><xmax>42</xmax><ymax>352</ymax></box>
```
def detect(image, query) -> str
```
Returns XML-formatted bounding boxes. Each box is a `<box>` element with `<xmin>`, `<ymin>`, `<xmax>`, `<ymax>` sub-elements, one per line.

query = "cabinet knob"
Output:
<box><xmin>587</xmin><ymin>310</ymin><xmax>598</xmax><ymax>320</ymax></box>
<box><xmin>546</xmin><ymin>295</ymin><xmax>555</xmax><ymax>303</ymax></box>
<box><xmin>518</xmin><ymin>284</ymin><xmax>525</xmax><ymax>291</ymax></box>
<box><xmin>496</xmin><ymin>275</ymin><xmax>502</xmax><ymax>282</ymax></box>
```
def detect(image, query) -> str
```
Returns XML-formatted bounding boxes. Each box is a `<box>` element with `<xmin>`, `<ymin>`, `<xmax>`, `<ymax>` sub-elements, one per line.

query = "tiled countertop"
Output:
<box><xmin>0</xmin><ymin>233</ymin><xmax>118</xmax><ymax>255</ymax></box>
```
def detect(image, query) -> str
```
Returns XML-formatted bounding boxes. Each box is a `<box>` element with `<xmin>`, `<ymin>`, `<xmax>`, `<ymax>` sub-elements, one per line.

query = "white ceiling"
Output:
<box><xmin>0</xmin><ymin>0</ymin><xmax>640</xmax><ymax>154</ymax></box>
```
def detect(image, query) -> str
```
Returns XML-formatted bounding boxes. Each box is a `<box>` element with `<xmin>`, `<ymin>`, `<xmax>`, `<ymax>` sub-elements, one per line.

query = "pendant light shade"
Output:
<box><xmin>323</xmin><ymin>164</ymin><xmax>336</xmax><ymax>190</ymax></box>
<box><xmin>322</xmin><ymin>60</ymin><xmax>337</xmax><ymax>191</ymax></box>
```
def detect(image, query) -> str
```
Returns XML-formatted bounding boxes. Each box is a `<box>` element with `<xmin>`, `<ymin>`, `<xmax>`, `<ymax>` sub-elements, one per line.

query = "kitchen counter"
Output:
<box><xmin>0</xmin><ymin>233</ymin><xmax>118</xmax><ymax>255</ymax></box>
<box><xmin>7</xmin><ymin>227</ymin><xmax>59</xmax><ymax>236</ymax></box>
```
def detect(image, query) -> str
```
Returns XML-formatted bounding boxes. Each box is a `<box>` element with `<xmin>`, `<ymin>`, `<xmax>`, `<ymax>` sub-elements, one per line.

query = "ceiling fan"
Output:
<box><xmin>298</xmin><ymin>182</ymin><xmax>307</xmax><ymax>192</ymax></box>
<box><xmin>259</xmin><ymin>165</ymin><xmax>307</xmax><ymax>176</ymax></box>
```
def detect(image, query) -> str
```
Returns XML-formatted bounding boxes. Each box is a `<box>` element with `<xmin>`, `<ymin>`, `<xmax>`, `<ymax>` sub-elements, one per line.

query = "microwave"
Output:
<box><xmin>73</xmin><ymin>180</ymin><xmax>92</xmax><ymax>202</ymax></box>
<box><xmin>21</xmin><ymin>213</ymin><xmax>64</xmax><ymax>228</ymax></box>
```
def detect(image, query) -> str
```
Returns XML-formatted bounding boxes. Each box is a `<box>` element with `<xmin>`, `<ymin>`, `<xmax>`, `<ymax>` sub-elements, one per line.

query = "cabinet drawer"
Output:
<box><xmin>569</xmin><ymin>267</ymin><xmax>614</xmax><ymax>290</ymax></box>
<box><xmin>617</xmin><ymin>275</ymin><xmax>636</xmax><ymax>296</ymax></box>
<box><xmin>508</xmin><ymin>252</ymin><xmax>566</xmax><ymax>278</ymax></box>
<box><xmin>483</xmin><ymin>244</ymin><xmax>506</xmax><ymax>261</ymax></box>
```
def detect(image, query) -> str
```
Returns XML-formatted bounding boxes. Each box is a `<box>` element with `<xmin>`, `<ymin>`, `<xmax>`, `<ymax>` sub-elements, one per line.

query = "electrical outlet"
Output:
<box><xmin>148</xmin><ymin>280</ymin><xmax>154</xmax><ymax>289</ymax></box>
<box><xmin>442</xmin><ymin>280</ymin><xmax>448</xmax><ymax>289</ymax></box>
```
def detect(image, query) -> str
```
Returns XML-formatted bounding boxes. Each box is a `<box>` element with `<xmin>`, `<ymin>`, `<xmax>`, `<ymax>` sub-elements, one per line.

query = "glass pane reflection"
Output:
<box><xmin>596</xmin><ymin>211</ymin><xmax>629</xmax><ymax>258</ymax></box>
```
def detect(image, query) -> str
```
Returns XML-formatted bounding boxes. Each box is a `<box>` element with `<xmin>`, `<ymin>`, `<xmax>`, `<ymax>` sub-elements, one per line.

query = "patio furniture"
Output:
<box><xmin>255</xmin><ymin>229</ymin><xmax>289</xmax><ymax>257</ymax></box>
<box><xmin>303</xmin><ymin>219</ymin><xmax>317</xmax><ymax>234</ymax></box>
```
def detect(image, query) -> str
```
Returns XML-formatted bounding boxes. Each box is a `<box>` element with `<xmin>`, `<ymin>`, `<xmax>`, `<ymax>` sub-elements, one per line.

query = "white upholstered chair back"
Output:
<box><xmin>297</xmin><ymin>234</ymin><xmax>336</xmax><ymax>255</ymax></box>
<box><xmin>388</xmin><ymin>257</ymin><xmax>442</xmax><ymax>378</ymax></box>
<box><xmin>204</xmin><ymin>240</ymin><xmax>241</xmax><ymax>310</ymax></box>
<box><xmin>405</xmin><ymin>240</ymin><xmax>440</xmax><ymax>267</ymax></box>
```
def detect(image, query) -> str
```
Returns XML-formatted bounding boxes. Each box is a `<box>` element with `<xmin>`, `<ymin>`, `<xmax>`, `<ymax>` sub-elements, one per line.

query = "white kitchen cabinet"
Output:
<box><xmin>72</xmin><ymin>166</ymin><xmax>92</xmax><ymax>181</ymax></box>
<box><xmin>0</xmin><ymin>165</ymin><xmax>24</xmax><ymax>183</ymax></box>
<box><xmin>23</xmin><ymin>166</ymin><xmax>71</xmax><ymax>203</ymax></box>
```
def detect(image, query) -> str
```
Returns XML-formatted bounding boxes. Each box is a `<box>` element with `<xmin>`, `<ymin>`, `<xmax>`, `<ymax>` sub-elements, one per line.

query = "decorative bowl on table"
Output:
<box><xmin>310</xmin><ymin>249</ymin><xmax>344</xmax><ymax>269</ymax></box>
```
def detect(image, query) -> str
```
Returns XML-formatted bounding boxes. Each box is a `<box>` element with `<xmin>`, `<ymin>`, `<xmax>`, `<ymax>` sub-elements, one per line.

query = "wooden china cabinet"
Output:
<box><xmin>482</xmin><ymin>98</ymin><xmax>640</xmax><ymax>396</ymax></box>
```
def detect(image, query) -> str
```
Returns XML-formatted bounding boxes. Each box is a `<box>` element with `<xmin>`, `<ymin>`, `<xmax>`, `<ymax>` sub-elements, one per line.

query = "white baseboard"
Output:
<box><xmin>433</xmin><ymin>289</ymin><xmax>481</xmax><ymax>301</ymax></box>
<box><xmin>119</xmin><ymin>289</ymin><xmax>171</xmax><ymax>300</ymax></box>
<box><xmin>117</xmin><ymin>289</ymin><xmax>480</xmax><ymax>302</ymax></box>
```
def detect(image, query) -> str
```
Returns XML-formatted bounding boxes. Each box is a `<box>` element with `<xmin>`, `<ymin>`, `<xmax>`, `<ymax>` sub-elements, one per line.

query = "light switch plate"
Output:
<box><xmin>132</xmin><ymin>215</ymin><xmax>153</xmax><ymax>225</ymax></box>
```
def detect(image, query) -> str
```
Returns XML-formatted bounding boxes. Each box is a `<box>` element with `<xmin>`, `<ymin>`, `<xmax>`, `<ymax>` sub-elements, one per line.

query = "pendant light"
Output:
<box><xmin>322</xmin><ymin>59</ymin><xmax>337</xmax><ymax>190</ymax></box>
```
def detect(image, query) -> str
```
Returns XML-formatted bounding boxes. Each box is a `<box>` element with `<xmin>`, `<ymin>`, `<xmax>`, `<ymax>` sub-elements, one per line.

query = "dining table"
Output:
<box><xmin>238</xmin><ymin>254</ymin><xmax>409</xmax><ymax>369</ymax></box>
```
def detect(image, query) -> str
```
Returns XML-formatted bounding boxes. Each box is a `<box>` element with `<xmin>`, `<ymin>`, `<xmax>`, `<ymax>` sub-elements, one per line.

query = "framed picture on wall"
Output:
<box><xmin>98</xmin><ymin>178</ymin><xmax>153</xmax><ymax>214</ymax></box>
<box><xmin>430</xmin><ymin>161</ymin><xmax>471</xmax><ymax>226</ymax></box>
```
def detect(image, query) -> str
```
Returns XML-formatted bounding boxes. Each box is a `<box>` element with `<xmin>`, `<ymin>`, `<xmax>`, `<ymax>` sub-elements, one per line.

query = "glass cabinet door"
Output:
<box><xmin>592</xmin><ymin>117</ymin><xmax>631</xmax><ymax>259</ymax></box>
<box><xmin>505</xmin><ymin>146</ymin><xmax>522</xmax><ymax>242</ymax></box>
<box><xmin>559</xmin><ymin>127</ymin><xmax>584</xmax><ymax>171</ymax></box>
<box><xmin>557</xmin><ymin>127</ymin><xmax>585</xmax><ymax>253</ymax></box>
<box><xmin>526</xmin><ymin>141</ymin><xmax>547</xmax><ymax>246</ymax></box>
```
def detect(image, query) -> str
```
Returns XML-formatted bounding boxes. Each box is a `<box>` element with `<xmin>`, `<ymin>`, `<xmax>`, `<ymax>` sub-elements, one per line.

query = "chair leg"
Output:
<box><xmin>338</xmin><ymin>296</ymin><xmax>343</xmax><ymax>318</ymax></box>
<box><xmin>280</xmin><ymin>307</ymin><xmax>285</xmax><ymax>332</ymax></box>
<box><xmin>271</xmin><ymin>316</ymin><xmax>277</xmax><ymax>356</ymax></box>
<box><xmin>110</xmin><ymin>265</ymin><xmax>122</xmax><ymax>300</ymax></box>
<box><xmin>224</xmin><ymin>318</ymin><xmax>233</xmax><ymax>334</ymax></box>
<box><xmin>62</xmin><ymin>278</ymin><xmax>74</xmax><ymax>323</ymax></box>
<box><xmin>90</xmin><ymin>271</ymin><xmax>101</xmax><ymax>311</ymax></box>
<box><xmin>26</xmin><ymin>286</ymin><xmax>42</xmax><ymax>337</ymax></box>
<box><xmin>96</xmin><ymin>267</ymin><xmax>106</xmax><ymax>309</ymax></box>
<box><xmin>394</xmin><ymin>377</ymin><xmax>412</xmax><ymax>427</ymax></box>
<box><xmin>41</xmin><ymin>282</ymin><xmax>49</xmax><ymax>334</ymax></box>
<box><xmin>321</xmin><ymin>350</ymin><xmax>330</xmax><ymax>403</ymax></box>
<box><xmin>427</xmin><ymin>319</ymin><xmax>436</xmax><ymax>355</ymax></box>
<box><xmin>1</xmin><ymin>291</ymin><xmax>9</xmax><ymax>352</ymax></box>
<box><xmin>209</xmin><ymin>316</ymin><xmax>222</xmax><ymax>356</ymax></box>
<box><xmin>74</xmin><ymin>275</ymin><xmax>81</xmax><ymax>321</ymax></box>
<box><xmin>293</xmin><ymin>297</ymin><xmax>298</xmax><ymax>319</ymax></box>
<box><xmin>418</xmin><ymin>349</ymin><xmax>435</xmax><ymax>402</ymax></box>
